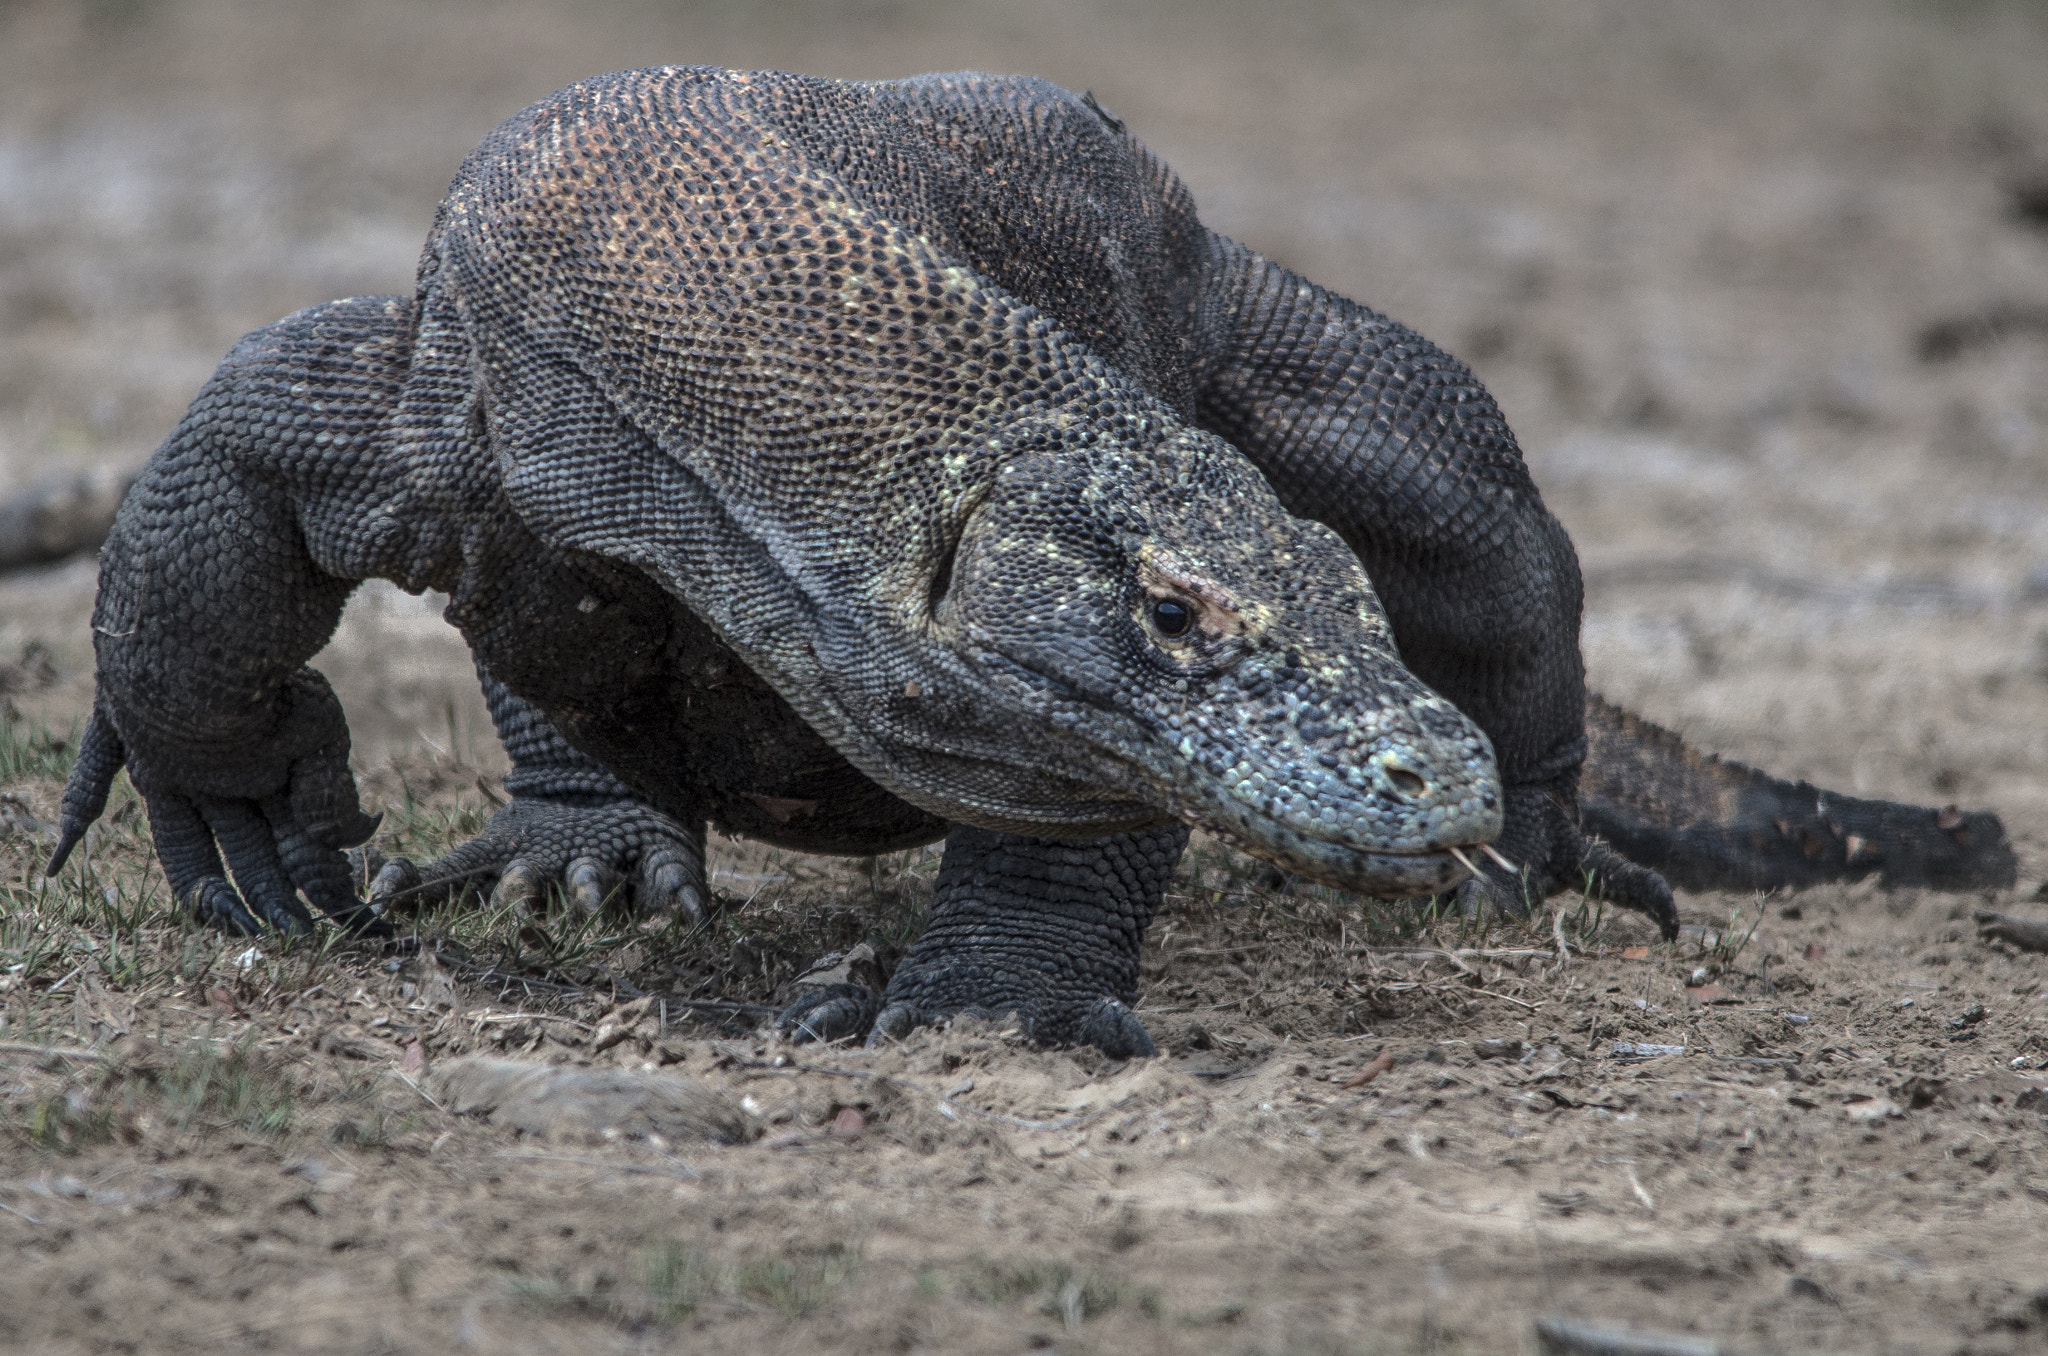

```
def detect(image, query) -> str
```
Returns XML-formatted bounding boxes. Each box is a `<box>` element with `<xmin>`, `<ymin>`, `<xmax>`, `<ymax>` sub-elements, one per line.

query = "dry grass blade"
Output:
<box><xmin>0</xmin><ymin>1042</ymin><xmax>102</xmax><ymax>1061</ymax></box>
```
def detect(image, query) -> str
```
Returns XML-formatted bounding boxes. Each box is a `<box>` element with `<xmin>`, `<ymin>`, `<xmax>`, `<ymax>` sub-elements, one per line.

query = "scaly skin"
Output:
<box><xmin>49</xmin><ymin>68</ymin><xmax>2013</xmax><ymax>1054</ymax></box>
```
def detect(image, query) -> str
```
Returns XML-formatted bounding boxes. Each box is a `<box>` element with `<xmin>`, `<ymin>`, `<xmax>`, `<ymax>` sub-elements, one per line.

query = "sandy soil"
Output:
<box><xmin>5</xmin><ymin>1</ymin><xmax>2048</xmax><ymax>1351</ymax></box>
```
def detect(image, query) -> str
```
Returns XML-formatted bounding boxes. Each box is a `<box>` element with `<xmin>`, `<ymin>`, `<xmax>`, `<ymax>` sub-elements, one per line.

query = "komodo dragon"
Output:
<box><xmin>44</xmin><ymin>68</ymin><xmax>2014</xmax><ymax>1056</ymax></box>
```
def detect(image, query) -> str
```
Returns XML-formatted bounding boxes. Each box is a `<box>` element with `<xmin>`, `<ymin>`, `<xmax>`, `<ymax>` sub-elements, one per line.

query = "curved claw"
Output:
<box><xmin>369</xmin><ymin>857</ymin><xmax>423</xmax><ymax>907</ymax></box>
<box><xmin>1076</xmin><ymin>998</ymin><xmax>1157</xmax><ymax>1059</ymax></box>
<box><xmin>328</xmin><ymin>901</ymin><xmax>393</xmax><ymax>938</ymax></box>
<box><xmin>185</xmin><ymin>877</ymin><xmax>267</xmax><ymax>937</ymax></box>
<box><xmin>866</xmin><ymin>1000</ymin><xmax>921</xmax><ymax>1046</ymax></box>
<box><xmin>386</xmin><ymin>797</ymin><xmax>704</xmax><ymax>921</ymax></box>
<box><xmin>637</xmin><ymin>851</ymin><xmax>706</xmax><ymax>926</ymax></box>
<box><xmin>565</xmin><ymin>856</ymin><xmax>615</xmax><ymax>914</ymax></box>
<box><xmin>490</xmin><ymin>862</ymin><xmax>544</xmax><ymax>914</ymax></box>
<box><xmin>331</xmin><ymin>808</ymin><xmax>383</xmax><ymax>851</ymax></box>
<box><xmin>778</xmin><ymin>983</ymin><xmax>884</xmax><ymax>1044</ymax></box>
<box><xmin>1580</xmin><ymin>839</ymin><xmax>1680</xmax><ymax>940</ymax></box>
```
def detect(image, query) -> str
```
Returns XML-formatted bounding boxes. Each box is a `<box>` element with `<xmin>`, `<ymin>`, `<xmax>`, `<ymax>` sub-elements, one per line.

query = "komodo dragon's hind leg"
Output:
<box><xmin>1580</xmin><ymin>695</ymin><xmax>2016</xmax><ymax>895</ymax></box>
<box><xmin>779</xmin><ymin>822</ymin><xmax>1188</xmax><ymax>1059</ymax></box>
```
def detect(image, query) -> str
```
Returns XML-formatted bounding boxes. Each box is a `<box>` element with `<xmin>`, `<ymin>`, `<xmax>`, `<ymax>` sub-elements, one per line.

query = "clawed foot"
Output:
<box><xmin>774</xmin><ymin>825</ymin><xmax>1175</xmax><ymax>1058</ymax></box>
<box><xmin>869</xmin><ymin>994</ymin><xmax>1155</xmax><ymax>1060</ymax></box>
<box><xmin>776</xmin><ymin>983</ymin><xmax>884</xmax><ymax>1044</ymax></box>
<box><xmin>1444</xmin><ymin>784</ymin><xmax>1679</xmax><ymax>940</ymax></box>
<box><xmin>51</xmin><ymin>678</ymin><xmax>390</xmax><ymax>938</ymax></box>
<box><xmin>1446</xmin><ymin>844</ymin><xmax>1678</xmax><ymax>941</ymax></box>
<box><xmin>366</xmin><ymin>796</ymin><xmax>708</xmax><ymax>925</ymax></box>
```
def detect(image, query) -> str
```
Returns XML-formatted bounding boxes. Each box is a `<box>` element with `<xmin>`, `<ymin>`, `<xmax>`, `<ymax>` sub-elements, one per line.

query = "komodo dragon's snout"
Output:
<box><xmin>904</xmin><ymin>427</ymin><xmax>1504</xmax><ymax>895</ymax></box>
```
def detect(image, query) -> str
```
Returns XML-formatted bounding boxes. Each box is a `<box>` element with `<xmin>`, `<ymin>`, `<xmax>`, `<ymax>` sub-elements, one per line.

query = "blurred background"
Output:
<box><xmin>3</xmin><ymin>0</ymin><xmax>2047</xmax><ymax>854</ymax></box>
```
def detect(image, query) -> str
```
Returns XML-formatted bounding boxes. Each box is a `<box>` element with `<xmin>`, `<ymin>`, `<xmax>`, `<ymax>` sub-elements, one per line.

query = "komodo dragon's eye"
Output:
<box><xmin>1148</xmin><ymin>597</ymin><xmax>1194</xmax><ymax>639</ymax></box>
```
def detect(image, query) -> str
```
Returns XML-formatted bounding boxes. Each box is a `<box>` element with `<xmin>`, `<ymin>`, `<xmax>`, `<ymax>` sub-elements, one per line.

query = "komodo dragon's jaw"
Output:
<box><xmin>842</xmin><ymin>428</ymin><xmax>1505</xmax><ymax>896</ymax></box>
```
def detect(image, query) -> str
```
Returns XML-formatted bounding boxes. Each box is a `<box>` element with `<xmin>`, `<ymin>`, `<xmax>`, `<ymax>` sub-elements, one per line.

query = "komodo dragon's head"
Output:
<box><xmin>801</xmin><ymin>417</ymin><xmax>1504</xmax><ymax>897</ymax></box>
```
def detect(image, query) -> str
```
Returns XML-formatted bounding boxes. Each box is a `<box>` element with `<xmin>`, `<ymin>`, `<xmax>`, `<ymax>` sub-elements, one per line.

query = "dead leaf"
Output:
<box><xmin>593</xmin><ymin>996</ymin><xmax>657</xmax><ymax>1053</ymax></box>
<box><xmin>1341</xmin><ymin>1051</ymin><xmax>1397</xmax><ymax>1089</ymax></box>
<box><xmin>1620</xmin><ymin>945</ymin><xmax>1650</xmax><ymax>961</ymax></box>
<box><xmin>1685</xmin><ymin>984</ymin><xmax>1736</xmax><ymax>1005</ymax></box>
<box><xmin>400</xmin><ymin>1039</ymin><xmax>425</xmax><ymax>1076</ymax></box>
<box><xmin>207</xmin><ymin>984</ymin><xmax>243</xmax><ymax>1016</ymax></box>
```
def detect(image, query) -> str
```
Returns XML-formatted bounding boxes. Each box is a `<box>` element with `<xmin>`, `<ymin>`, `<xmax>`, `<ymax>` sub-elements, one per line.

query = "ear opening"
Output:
<box><xmin>927</xmin><ymin>529</ymin><xmax>959</xmax><ymax>617</ymax></box>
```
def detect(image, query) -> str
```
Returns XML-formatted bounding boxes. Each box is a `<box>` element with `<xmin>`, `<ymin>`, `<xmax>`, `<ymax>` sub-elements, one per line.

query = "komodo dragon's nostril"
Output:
<box><xmin>1374</xmin><ymin>753</ymin><xmax>1429</xmax><ymax>799</ymax></box>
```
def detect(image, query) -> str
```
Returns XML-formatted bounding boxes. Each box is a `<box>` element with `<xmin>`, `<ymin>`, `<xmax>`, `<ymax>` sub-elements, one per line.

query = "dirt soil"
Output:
<box><xmin>6</xmin><ymin>1</ymin><xmax>2048</xmax><ymax>1352</ymax></box>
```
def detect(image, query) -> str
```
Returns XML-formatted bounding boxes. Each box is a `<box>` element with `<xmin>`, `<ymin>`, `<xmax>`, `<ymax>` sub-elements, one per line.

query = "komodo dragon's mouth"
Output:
<box><xmin>963</xmin><ymin>647</ymin><xmax>1499</xmax><ymax>896</ymax></box>
<box><xmin>1184</xmin><ymin>793</ymin><xmax>1486</xmax><ymax>898</ymax></box>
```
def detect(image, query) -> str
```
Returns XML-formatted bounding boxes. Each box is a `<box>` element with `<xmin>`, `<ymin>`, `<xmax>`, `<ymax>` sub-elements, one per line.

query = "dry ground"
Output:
<box><xmin>5</xmin><ymin>0</ymin><xmax>2048</xmax><ymax>1351</ymax></box>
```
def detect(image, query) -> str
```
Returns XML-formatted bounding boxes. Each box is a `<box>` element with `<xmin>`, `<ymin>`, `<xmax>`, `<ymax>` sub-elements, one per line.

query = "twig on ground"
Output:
<box><xmin>1624</xmin><ymin>1165</ymin><xmax>1654</xmax><ymax>1214</ymax></box>
<box><xmin>1534</xmin><ymin>1314</ymin><xmax>1725</xmax><ymax>1356</ymax></box>
<box><xmin>1470</xmin><ymin>988</ymin><xmax>1543</xmax><ymax>1012</ymax></box>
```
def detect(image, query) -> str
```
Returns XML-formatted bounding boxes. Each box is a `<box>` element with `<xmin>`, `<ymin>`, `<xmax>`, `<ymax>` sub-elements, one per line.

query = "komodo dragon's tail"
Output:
<box><xmin>1582</xmin><ymin>695</ymin><xmax>2016</xmax><ymax>894</ymax></box>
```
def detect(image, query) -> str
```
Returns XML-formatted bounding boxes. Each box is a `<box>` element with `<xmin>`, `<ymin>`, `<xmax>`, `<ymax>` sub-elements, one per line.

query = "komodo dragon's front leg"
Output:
<box><xmin>780</xmin><ymin>823</ymin><xmax>1188</xmax><ymax>1059</ymax></box>
<box><xmin>48</xmin><ymin>294</ymin><xmax>704</xmax><ymax>929</ymax></box>
<box><xmin>364</xmin><ymin>669</ymin><xmax>709</xmax><ymax>923</ymax></box>
<box><xmin>44</xmin><ymin>298</ymin><xmax>407</xmax><ymax>932</ymax></box>
<box><xmin>1191</xmin><ymin>238</ymin><xmax>1677</xmax><ymax>932</ymax></box>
